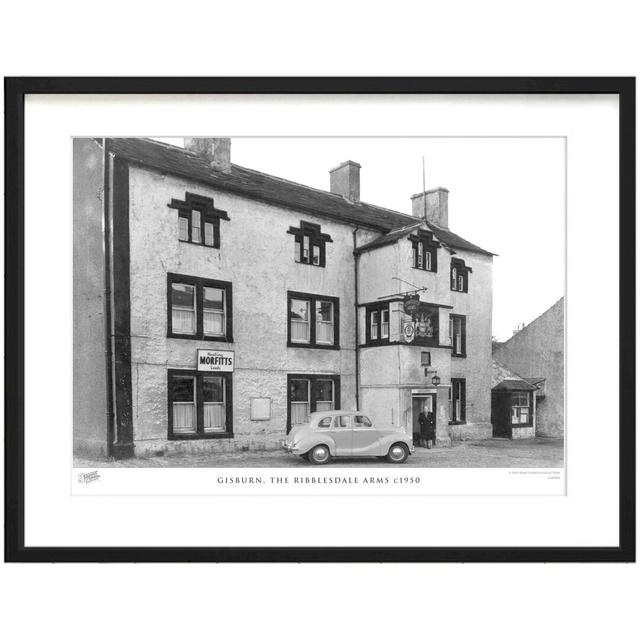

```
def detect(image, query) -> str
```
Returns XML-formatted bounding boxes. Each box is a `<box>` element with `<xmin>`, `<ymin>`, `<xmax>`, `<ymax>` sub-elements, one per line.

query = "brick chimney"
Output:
<box><xmin>411</xmin><ymin>187</ymin><xmax>449</xmax><ymax>228</ymax></box>
<box><xmin>329</xmin><ymin>160</ymin><xmax>361</xmax><ymax>202</ymax></box>
<box><xmin>184</xmin><ymin>137</ymin><xmax>231</xmax><ymax>173</ymax></box>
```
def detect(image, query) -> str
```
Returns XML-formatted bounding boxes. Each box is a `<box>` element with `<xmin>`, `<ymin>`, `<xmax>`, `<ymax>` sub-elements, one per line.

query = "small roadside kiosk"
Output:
<box><xmin>491</xmin><ymin>360</ymin><xmax>537</xmax><ymax>439</ymax></box>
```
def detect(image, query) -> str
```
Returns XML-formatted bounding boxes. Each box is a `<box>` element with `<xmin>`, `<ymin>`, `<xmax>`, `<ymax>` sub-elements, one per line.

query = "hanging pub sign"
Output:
<box><xmin>197</xmin><ymin>349</ymin><xmax>235</xmax><ymax>372</ymax></box>
<box><xmin>403</xmin><ymin>294</ymin><xmax>421</xmax><ymax>317</ymax></box>
<box><xmin>416</xmin><ymin>311</ymin><xmax>434</xmax><ymax>338</ymax></box>
<box><xmin>402</xmin><ymin>322</ymin><xmax>416</xmax><ymax>343</ymax></box>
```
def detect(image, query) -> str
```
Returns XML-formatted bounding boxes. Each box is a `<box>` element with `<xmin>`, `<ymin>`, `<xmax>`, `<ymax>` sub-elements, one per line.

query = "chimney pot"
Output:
<box><xmin>329</xmin><ymin>160</ymin><xmax>361</xmax><ymax>202</ymax></box>
<box><xmin>411</xmin><ymin>187</ymin><xmax>449</xmax><ymax>228</ymax></box>
<box><xmin>184</xmin><ymin>137</ymin><xmax>231</xmax><ymax>173</ymax></box>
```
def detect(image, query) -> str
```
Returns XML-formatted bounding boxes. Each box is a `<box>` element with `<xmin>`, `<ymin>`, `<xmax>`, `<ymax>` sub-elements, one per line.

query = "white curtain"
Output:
<box><xmin>173</xmin><ymin>308</ymin><xmax>195</xmax><ymax>333</ymax></box>
<box><xmin>178</xmin><ymin>217</ymin><xmax>189</xmax><ymax>241</ymax></box>
<box><xmin>204</xmin><ymin>404</ymin><xmax>226</xmax><ymax>432</ymax></box>
<box><xmin>291</xmin><ymin>402</ymin><xmax>309</xmax><ymax>425</ymax></box>
<box><xmin>291</xmin><ymin>320</ymin><xmax>309</xmax><ymax>342</ymax></box>
<box><xmin>204</xmin><ymin>222</ymin><xmax>214</xmax><ymax>246</ymax></box>
<box><xmin>191</xmin><ymin>210</ymin><xmax>201</xmax><ymax>243</ymax></box>
<box><xmin>204</xmin><ymin>310</ymin><xmax>225</xmax><ymax>336</ymax></box>
<box><xmin>316</xmin><ymin>321</ymin><xmax>334</xmax><ymax>344</ymax></box>
<box><xmin>173</xmin><ymin>403</ymin><xmax>196</xmax><ymax>433</ymax></box>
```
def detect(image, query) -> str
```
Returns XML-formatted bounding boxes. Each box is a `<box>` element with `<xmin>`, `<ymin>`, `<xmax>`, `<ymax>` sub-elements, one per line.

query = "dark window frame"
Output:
<box><xmin>167</xmin><ymin>369</ymin><xmax>233</xmax><ymax>440</ymax></box>
<box><xmin>287</xmin><ymin>291</ymin><xmax>340</xmax><ymax>350</ymax></box>
<box><xmin>169</xmin><ymin>192</ymin><xmax>230</xmax><ymax>249</ymax></box>
<box><xmin>511</xmin><ymin>391</ymin><xmax>533</xmax><ymax>426</ymax></box>
<box><xmin>409</xmin><ymin>231</ymin><xmax>440</xmax><ymax>272</ymax></box>
<box><xmin>287</xmin><ymin>221</ymin><xmax>333</xmax><ymax>267</ymax></box>
<box><xmin>365</xmin><ymin>301</ymin><xmax>391</xmax><ymax>346</ymax></box>
<box><xmin>286</xmin><ymin>373</ymin><xmax>341</xmax><ymax>433</ymax></box>
<box><xmin>449</xmin><ymin>378</ymin><xmax>466</xmax><ymax>424</ymax></box>
<box><xmin>167</xmin><ymin>273</ymin><xmax>233</xmax><ymax>342</ymax></box>
<box><xmin>449</xmin><ymin>313</ymin><xmax>467</xmax><ymax>357</ymax></box>
<box><xmin>450</xmin><ymin>257</ymin><xmax>472</xmax><ymax>292</ymax></box>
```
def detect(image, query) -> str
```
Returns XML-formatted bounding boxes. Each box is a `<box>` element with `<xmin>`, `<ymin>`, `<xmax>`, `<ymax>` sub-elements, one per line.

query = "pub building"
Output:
<box><xmin>73</xmin><ymin>137</ymin><xmax>494</xmax><ymax>458</ymax></box>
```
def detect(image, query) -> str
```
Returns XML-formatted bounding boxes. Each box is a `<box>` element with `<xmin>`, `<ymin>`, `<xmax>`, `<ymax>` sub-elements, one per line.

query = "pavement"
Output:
<box><xmin>74</xmin><ymin>437</ymin><xmax>564</xmax><ymax>468</ymax></box>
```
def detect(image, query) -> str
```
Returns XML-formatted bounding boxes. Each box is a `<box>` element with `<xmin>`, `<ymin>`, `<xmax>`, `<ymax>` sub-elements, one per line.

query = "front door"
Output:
<box><xmin>412</xmin><ymin>395</ymin><xmax>436</xmax><ymax>442</ymax></box>
<box><xmin>331</xmin><ymin>414</ymin><xmax>353</xmax><ymax>455</ymax></box>
<box><xmin>491</xmin><ymin>392</ymin><xmax>511</xmax><ymax>438</ymax></box>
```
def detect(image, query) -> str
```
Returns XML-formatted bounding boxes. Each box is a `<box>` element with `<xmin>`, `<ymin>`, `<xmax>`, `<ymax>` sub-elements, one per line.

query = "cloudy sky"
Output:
<box><xmin>158</xmin><ymin>137</ymin><xmax>565</xmax><ymax>341</ymax></box>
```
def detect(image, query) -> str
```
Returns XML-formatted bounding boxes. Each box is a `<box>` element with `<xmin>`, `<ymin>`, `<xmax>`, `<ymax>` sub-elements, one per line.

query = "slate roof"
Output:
<box><xmin>354</xmin><ymin>220</ymin><xmax>425</xmax><ymax>253</ymax></box>
<box><xmin>104</xmin><ymin>137</ymin><xmax>494</xmax><ymax>256</ymax></box>
<box><xmin>491</xmin><ymin>359</ymin><xmax>537</xmax><ymax>392</ymax></box>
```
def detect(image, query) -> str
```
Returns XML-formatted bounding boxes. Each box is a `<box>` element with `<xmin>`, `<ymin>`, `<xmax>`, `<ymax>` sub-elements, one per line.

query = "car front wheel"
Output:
<box><xmin>308</xmin><ymin>445</ymin><xmax>331</xmax><ymax>465</ymax></box>
<box><xmin>386</xmin><ymin>443</ymin><xmax>409</xmax><ymax>464</ymax></box>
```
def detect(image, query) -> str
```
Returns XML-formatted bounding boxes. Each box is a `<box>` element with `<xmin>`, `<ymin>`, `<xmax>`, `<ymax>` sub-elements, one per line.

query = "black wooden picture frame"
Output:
<box><xmin>4</xmin><ymin>76</ymin><xmax>635</xmax><ymax>563</ymax></box>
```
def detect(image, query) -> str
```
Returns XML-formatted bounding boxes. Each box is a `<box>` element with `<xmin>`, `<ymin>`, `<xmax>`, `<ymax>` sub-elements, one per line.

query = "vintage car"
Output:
<box><xmin>281</xmin><ymin>410</ymin><xmax>415</xmax><ymax>464</ymax></box>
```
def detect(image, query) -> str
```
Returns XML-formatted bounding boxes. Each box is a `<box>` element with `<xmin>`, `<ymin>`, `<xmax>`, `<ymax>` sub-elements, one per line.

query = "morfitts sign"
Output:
<box><xmin>197</xmin><ymin>349</ymin><xmax>235</xmax><ymax>372</ymax></box>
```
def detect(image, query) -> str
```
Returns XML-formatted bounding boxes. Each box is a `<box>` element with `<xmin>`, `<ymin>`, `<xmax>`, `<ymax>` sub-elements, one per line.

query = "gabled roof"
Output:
<box><xmin>424</xmin><ymin>221</ymin><xmax>495</xmax><ymax>256</ymax></box>
<box><xmin>354</xmin><ymin>220</ymin><xmax>425</xmax><ymax>254</ymax></box>
<box><xmin>491</xmin><ymin>359</ymin><xmax>537</xmax><ymax>391</ymax></box>
<box><xmin>103</xmin><ymin>137</ymin><xmax>494</xmax><ymax>256</ymax></box>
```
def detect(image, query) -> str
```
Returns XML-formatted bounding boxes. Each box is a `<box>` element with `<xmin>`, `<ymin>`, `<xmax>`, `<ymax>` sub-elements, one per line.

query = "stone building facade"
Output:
<box><xmin>73</xmin><ymin>137</ymin><xmax>494</xmax><ymax>458</ymax></box>
<box><xmin>492</xmin><ymin>298</ymin><xmax>564</xmax><ymax>437</ymax></box>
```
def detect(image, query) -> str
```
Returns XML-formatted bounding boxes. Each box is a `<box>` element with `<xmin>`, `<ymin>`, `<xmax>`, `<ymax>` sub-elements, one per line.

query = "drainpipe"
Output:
<box><xmin>102</xmin><ymin>140</ymin><xmax>115</xmax><ymax>457</ymax></box>
<box><xmin>353</xmin><ymin>228</ymin><xmax>360</xmax><ymax>410</ymax></box>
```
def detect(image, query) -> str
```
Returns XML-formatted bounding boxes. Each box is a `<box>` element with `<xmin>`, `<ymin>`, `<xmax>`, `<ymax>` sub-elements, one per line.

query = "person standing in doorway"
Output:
<box><xmin>425</xmin><ymin>411</ymin><xmax>436</xmax><ymax>449</ymax></box>
<box><xmin>418</xmin><ymin>410</ymin><xmax>430</xmax><ymax>448</ymax></box>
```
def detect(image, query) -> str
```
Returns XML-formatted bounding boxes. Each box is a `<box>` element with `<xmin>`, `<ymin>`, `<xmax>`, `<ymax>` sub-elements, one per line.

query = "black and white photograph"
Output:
<box><xmin>6</xmin><ymin>77</ymin><xmax>632</xmax><ymax>563</ymax></box>
<box><xmin>73</xmin><ymin>135</ymin><xmax>565</xmax><ymax>473</ymax></box>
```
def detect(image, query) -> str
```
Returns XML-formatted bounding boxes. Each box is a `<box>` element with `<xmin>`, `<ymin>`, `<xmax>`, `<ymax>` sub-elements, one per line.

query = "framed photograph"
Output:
<box><xmin>4</xmin><ymin>77</ymin><xmax>635</xmax><ymax>562</ymax></box>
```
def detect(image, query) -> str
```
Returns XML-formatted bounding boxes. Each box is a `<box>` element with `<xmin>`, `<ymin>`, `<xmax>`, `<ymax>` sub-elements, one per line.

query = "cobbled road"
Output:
<box><xmin>75</xmin><ymin>437</ymin><xmax>564</xmax><ymax>468</ymax></box>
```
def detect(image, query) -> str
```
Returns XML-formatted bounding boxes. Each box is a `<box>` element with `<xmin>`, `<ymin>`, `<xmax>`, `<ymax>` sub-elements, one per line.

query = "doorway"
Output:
<box><xmin>412</xmin><ymin>394</ymin><xmax>436</xmax><ymax>442</ymax></box>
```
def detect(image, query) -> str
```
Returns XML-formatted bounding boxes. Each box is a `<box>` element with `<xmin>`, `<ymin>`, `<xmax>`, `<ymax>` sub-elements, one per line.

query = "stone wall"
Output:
<box><xmin>493</xmin><ymin>299</ymin><xmax>564</xmax><ymax>437</ymax></box>
<box><xmin>73</xmin><ymin>139</ymin><xmax>108</xmax><ymax>457</ymax></box>
<box><xmin>128</xmin><ymin>165</ymin><xmax>359</xmax><ymax>453</ymax></box>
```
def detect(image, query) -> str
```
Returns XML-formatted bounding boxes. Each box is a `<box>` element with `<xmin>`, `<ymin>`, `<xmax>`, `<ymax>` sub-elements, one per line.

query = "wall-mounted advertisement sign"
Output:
<box><xmin>197</xmin><ymin>349</ymin><xmax>235</xmax><ymax>372</ymax></box>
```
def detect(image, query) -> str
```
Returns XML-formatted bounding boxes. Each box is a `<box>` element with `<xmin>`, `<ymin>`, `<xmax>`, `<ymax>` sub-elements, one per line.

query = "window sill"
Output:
<box><xmin>287</xmin><ymin>341</ymin><xmax>340</xmax><ymax>350</ymax></box>
<box><xmin>411</xmin><ymin>266</ymin><xmax>437</xmax><ymax>273</ymax></box>
<box><xmin>168</xmin><ymin>432</ymin><xmax>234</xmax><ymax>440</ymax></box>
<box><xmin>294</xmin><ymin>261</ymin><xmax>325</xmax><ymax>268</ymax></box>
<box><xmin>167</xmin><ymin>332</ymin><xmax>233</xmax><ymax>343</ymax></box>
<box><xmin>178</xmin><ymin>239</ymin><xmax>219</xmax><ymax>249</ymax></box>
<box><xmin>451</xmin><ymin>353</ymin><xmax>467</xmax><ymax>358</ymax></box>
<box><xmin>448</xmin><ymin>421</ymin><xmax>467</xmax><ymax>426</ymax></box>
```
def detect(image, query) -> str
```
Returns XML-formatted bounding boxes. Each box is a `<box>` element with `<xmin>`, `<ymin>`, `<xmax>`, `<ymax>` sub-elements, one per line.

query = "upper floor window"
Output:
<box><xmin>288</xmin><ymin>291</ymin><xmax>340</xmax><ymax>349</ymax></box>
<box><xmin>367</xmin><ymin>303</ymin><xmax>391</xmax><ymax>345</ymax></box>
<box><xmin>450</xmin><ymin>258</ymin><xmax>471</xmax><ymax>292</ymax></box>
<box><xmin>169</xmin><ymin>192</ymin><xmax>229</xmax><ymax>249</ymax></box>
<box><xmin>168</xmin><ymin>273</ymin><xmax>232</xmax><ymax>342</ymax></box>
<box><xmin>449</xmin><ymin>314</ymin><xmax>466</xmax><ymax>357</ymax></box>
<box><xmin>410</xmin><ymin>231</ymin><xmax>440</xmax><ymax>272</ymax></box>
<box><xmin>287</xmin><ymin>221</ymin><xmax>333</xmax><ymax>267</ymax></box>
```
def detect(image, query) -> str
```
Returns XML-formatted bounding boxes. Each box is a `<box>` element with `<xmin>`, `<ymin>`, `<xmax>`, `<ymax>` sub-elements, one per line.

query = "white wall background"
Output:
<box><xmin>1</xmin><ymin>3</ymin><xmax>638</xmax><ymax>640</ymax></box>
